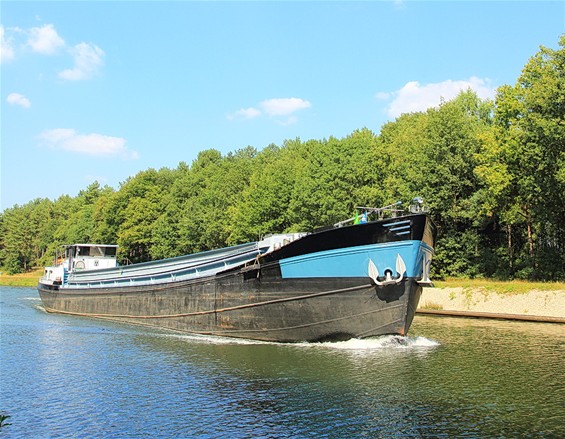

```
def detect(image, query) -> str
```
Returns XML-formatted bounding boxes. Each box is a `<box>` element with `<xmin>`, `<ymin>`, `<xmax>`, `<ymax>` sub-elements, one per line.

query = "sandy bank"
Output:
<box><xmin>418</xmin><ymin>287</ymin><xmax>565</xmax><ymax>323</ymax></box>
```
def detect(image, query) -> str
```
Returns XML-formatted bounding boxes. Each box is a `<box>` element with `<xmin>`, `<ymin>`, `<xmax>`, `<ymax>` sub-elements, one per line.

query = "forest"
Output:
<box><xmin>2</xmin><ymin>36</ymin><xmax>564</xmax><ymax>280</ymax></box>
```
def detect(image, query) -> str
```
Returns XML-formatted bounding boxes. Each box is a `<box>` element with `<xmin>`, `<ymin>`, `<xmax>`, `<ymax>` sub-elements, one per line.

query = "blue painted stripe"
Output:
<box><xmin>279</xmin><ymin>240</ymin><xmax>433</xmax><ymax>279</ymax></box>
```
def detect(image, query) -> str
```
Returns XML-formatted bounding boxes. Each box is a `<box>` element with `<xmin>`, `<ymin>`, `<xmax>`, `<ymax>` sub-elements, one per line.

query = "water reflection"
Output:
<box><xmin>126</xmin><ymin>317</ymin><xmax>565</xmax><ymax>437</ymax></box>
<box><xmin>1</xmin><ymin>288</ymin><xmax>564</xmax><ymax>438</ymax></box>
<box><xmin>410</xmin><ymin>316</ymin><xmax>565</xmax><ymax>437</ymax></box>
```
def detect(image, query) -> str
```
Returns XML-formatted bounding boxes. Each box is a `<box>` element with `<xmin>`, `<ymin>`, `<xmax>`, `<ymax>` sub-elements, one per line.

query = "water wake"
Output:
<box><xmin>165</xmin><ymin>332</ymin><xmax>440</xmax><ymax>350</ymax></box>
<box><xmin>301</xmin><ymin>335</ymin><xmax>439</xmax><ymax>350</ymax></box>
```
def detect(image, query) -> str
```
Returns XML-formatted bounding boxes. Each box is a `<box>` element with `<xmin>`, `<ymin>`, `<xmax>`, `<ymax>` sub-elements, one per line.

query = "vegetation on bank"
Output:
<box><xmin>1</xmin><ymin>35</ymin><xmax>564</xmax><ymax>281</ymax></box>
<box><xmin>434</xmin><ymin>279</ymin><xmax>565</xmax><ymax>295</ymax></box>
<box><xmin>0</xmin><ymin>269</ymin><xmax>43</xmax><ymax>287</ymax></box>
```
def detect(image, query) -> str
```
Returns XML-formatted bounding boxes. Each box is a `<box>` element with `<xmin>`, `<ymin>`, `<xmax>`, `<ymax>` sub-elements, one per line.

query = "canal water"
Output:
<box><xmin>1</xmin><ymin>286</ymin><xmax>564</xmax><ymax>438</ymax></box>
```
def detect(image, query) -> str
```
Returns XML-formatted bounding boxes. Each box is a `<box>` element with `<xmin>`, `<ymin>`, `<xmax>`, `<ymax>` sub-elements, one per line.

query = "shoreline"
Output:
<box><xmin>417</xmin><ymin>287</ymin><xmax>565</xmax><ymax>323</ymax></box>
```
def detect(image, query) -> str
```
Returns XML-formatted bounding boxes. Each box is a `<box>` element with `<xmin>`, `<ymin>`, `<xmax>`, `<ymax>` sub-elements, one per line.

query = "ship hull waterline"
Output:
<box><xmin>38</xmin><ymin>214</ymin><xmax>435</xmax><ymax>343</ymax></box>
<box><xmin>38</xmin><ymin>274</ymin><xmax>423</xmax><ymax>343</ymax></box>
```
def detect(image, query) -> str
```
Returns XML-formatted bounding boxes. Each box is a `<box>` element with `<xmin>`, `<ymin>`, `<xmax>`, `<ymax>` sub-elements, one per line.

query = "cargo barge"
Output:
<box><xmin>38</xmin><ymin>203</ymin><xmax>436</xmax><ymax>342</ymax></box>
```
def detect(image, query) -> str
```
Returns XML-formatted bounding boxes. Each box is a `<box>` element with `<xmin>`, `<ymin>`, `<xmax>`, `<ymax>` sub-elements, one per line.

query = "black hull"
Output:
<box><xmin>38</xmin><ymin>274</ymin><xmax>423</xmax><ymax>342</ymax></box>
<box><xmin>39</xmin><ymin>276</ymin><xmax>422</xmax><ymax>342</ymax></box>
<box><xmin>38</xmin><ymin>214</ymin><xmax>434</xmax><ymax>342</ymax></box>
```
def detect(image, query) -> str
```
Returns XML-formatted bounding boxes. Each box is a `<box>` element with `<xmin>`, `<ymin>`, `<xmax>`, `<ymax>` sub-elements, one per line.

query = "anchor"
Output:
<box><xmin>416</xmin><ymin>251</ymin><xmax>434</xmax><ymax>287</ymax></box>
<box><xmin>368</xmin><ymin>255</ymin><xmax>406</xmax><ymax>286</ymax></box>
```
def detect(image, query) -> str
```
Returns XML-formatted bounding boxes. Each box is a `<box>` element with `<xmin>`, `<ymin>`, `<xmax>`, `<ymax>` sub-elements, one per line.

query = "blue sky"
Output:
<box><xmin>1</xmin><ymin>1</ymin><xmax>564</xmax><ymax>210</ymax></box>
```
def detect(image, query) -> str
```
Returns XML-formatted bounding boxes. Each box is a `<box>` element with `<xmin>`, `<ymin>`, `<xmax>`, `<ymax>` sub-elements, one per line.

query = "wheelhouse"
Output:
<box><xmin>63</xmin><ymin>244</ymin><xmax>119</xmax><ymax>271</ymax></box>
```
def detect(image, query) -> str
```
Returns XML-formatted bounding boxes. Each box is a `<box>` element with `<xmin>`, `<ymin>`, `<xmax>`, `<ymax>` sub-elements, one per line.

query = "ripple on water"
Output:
<box><xmin>2</xmin><ymin>288</ymin><xmax>564</xmax><ymax>438</ymax></box>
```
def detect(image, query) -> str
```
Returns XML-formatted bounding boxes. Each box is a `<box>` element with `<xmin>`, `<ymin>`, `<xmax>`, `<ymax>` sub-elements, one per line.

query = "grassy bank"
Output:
<box><xmin>434</xmin><ymin>278</ymin><xmax>565</xmax><ymax>295</ymax></box>
<box><xmin>0</xmin><ymin>269</ymin><xmax>43</xmax><ymax>287</ymax></box>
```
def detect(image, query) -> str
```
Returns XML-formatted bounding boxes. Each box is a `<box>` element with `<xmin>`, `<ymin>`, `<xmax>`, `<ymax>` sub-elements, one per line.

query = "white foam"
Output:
<box><xmin>298</xmin><ymin>335</ymin><xmax>440</xmax><ymax>350</ymax></box>
<box><xmin>34</xmin><ymin>304</ymin><xmax>48</xmax><ymax>313</ymax></box>
<box><xmin>154</xmin><ymin>332</ymin><xmax>439</xmax><ymax>349</ymax></box>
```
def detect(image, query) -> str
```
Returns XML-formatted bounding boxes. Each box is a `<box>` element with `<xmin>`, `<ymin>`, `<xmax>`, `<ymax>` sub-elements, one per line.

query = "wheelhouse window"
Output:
<box><xmin>103</xmin><ymin>246</ymin><xmax>117</xmax><ymax>257</ymax></box>
<box><xmin>72</xmin><ymin>245</ymin><xmax>118</xmax><ymax>258</ymax></box>
<box><xmin>77</xmin><ymin>246</ymin><xmax>92</xmax><ymax>256</ymax></box>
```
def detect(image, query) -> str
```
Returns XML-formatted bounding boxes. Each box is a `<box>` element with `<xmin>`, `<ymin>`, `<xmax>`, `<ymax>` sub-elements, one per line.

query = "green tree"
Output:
<box><xmin>229</xmin><ymin>141</ymin><xmax>304</xmax><ymax>242</ymax></box>
<box><xmin>49</xmin><ymin>182</ymin><xmax>112</xmax><ymax>247</ymax></box>
<box><xmin>493</xmin><ymin>35</ymin><xmax>565</xmax><ymax>279</ymax></box>
<box><xmin>0</xmin><ymin>199</ymin><xmax>53</xmax><ymax>273</ymax></box>
<box><xmin>378</xmin><ymin>112</ymin><xmax>429</xmax><ymax>204</ymax></box>
<box><xmin>111</xmin><ymin>168</ymin><xmax>175</xmax><ymax>262</ymax></box>
<box><xmin>378</xmin><ymin>91</ymin><xmax>494</xmax><ymax>277</ymax></box>
<box><xmin>288</xmin><ymin>131</ymin><xmax>379</xmax><ymax>231</ymax></box>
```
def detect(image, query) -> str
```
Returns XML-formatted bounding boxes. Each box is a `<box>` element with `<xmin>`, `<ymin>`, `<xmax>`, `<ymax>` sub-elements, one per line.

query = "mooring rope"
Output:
<box><xmin>43</xmin><ymin>283</ymin><xmax>376</xmax><ymax>320</ymax></box>
<box><xmin>197</xmin><ymin>307</ymin><xmax>406</xmax><ymax>336</ymax></box>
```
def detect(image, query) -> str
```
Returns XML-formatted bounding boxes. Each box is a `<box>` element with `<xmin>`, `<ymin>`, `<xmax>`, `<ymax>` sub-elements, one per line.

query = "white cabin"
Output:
<box><xmin>63</xmin><ymin>244</ymin><xmax>119</xmax><ymax>271</ymax></box>
<box><xmin>41</xmin><ymin>244</ymin><xmax>118</xmax><ymax>286</ymax></box>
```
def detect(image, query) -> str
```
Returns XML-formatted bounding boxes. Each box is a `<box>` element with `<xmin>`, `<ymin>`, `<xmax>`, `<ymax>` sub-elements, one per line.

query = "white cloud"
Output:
<box><xmin>28</xmin><ymin>24</ymin><xmax>65</xmax><ymax>55</ymax></box>
<box><xmin>2</xmin><ymin>24</ymin><xmax>105</xmax><ymax>80</ymax></box>
<box><xmin>379</xmin><ymin>77</ymin><xmax>496</xmax><ymax>118</ymax></box>
<box><xmin>228</xmin><ymin>97</ymin><xmax>311</xmax><ymax>123</ymax></box>
<box><xmin>0</xmin><ymin>25</ymin><xmax>16</xmax><ymax>63</ymax></box>
<box><xmin>227</xmin><ymin>107</ymin><xmax>262</xmax><ymax>121</ymax></box>
<box><xmin>59</xmin><ymin>42</ymin><xmax>105</xmax><ymax>80</ymax></box>
<box><xmin>259</xmin><ymin>97</ymin><xmax>311</xmax><ymax>116</ymax></box>
<box><xmin>6</xmin><ymin>92</ymin><xmax>31</xmax><ymax>108</ymax></box>
<box><xmin>38</xmin><ymin>128</ymin><xmax>138</xmax><ymax>160</ymax></box>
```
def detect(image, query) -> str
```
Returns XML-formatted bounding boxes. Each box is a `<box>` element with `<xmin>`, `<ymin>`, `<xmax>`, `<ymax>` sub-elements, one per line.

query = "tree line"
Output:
<box><xmin>2</xmin><ymin>36</ymin><xmax>564</xmax><ymax>280</ymax></box>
